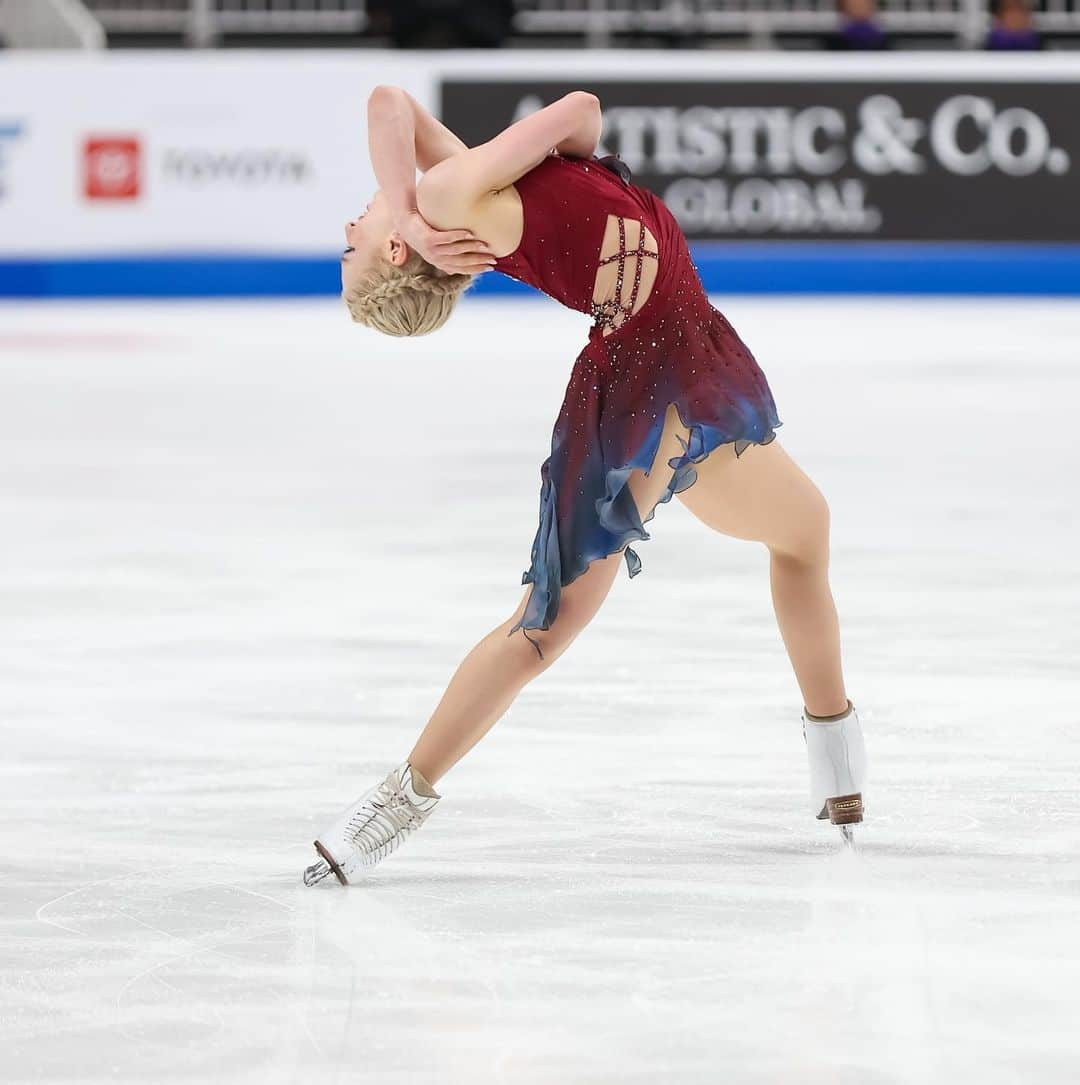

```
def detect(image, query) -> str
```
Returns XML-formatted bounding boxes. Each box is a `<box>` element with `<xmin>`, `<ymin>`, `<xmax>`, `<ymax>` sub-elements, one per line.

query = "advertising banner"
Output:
<box><xmin>2</xmin><ymin>52</ymin><xmax>1080</xmax><ymax>294</ymax></box>
<box><xmin>440</xmin><ymin>79</ymin><xmax>1080</xmax><ymax>243</ymax></box>
<box><xmin>0</xmin><ymin>54</ymin><xmax>423</xmax><ymax>257</ymax></box>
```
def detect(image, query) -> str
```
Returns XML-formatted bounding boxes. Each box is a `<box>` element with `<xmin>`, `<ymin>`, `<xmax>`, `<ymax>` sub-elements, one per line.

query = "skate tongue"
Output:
<box><xmin>404</xmin><ymin>761</ymin><xmax>441</xmax><ymax>800</ymax></box>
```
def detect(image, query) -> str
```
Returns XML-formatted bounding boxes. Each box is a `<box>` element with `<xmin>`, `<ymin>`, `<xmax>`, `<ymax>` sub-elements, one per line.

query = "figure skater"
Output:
<box><xmin>303</xmin><ymin>86</ymin><xmax>867</xmax><ymax>886</ymax></box>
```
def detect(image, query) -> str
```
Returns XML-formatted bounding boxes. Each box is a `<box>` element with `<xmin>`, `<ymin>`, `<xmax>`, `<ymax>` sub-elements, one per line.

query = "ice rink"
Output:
<box><xmin>2</xmin><ymin>295</ymin><xmax>1078</xmax><ymax>1084</ymax></box>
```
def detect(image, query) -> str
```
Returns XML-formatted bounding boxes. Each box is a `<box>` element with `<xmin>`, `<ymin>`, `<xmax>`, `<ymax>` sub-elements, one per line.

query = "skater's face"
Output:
<box><xmin>340</xmin><ymin>190</ymin><xmax>409</xmax><ymax>294</ymax></box>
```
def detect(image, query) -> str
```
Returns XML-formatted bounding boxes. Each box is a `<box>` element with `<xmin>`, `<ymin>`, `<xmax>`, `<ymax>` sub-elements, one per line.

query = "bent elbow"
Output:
<box><xmin>369</xmin><ymin>84</ymin><xmax>403</xmax><ymax>105</ymax></box>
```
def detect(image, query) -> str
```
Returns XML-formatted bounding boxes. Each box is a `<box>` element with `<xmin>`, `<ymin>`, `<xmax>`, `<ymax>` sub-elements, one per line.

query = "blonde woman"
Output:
<box><xmin>304</xmin><ymin>86</ymin><xmax>867</xmax><ymax>886</ymax></box>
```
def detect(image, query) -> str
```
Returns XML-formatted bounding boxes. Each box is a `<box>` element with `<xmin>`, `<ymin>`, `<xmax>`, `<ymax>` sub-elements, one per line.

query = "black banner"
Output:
<box><xmin>440</xmin><ymin>79</ymin><xmax>1080</xmax><ymax>242</ymax></box>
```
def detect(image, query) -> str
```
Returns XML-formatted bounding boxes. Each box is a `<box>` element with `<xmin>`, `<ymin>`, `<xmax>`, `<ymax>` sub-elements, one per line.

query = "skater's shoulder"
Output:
<box><xmin>417</xmin><ymin>167</ymin><xmax>525</xmax><ymax>262</ymax></box>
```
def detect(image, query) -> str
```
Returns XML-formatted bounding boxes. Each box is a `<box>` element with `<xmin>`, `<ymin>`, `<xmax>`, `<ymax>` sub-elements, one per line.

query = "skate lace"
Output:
<box><xmin>344</xmin><ymin>777</ymin><xmax>427</xmax><ymax>866</ymax></box>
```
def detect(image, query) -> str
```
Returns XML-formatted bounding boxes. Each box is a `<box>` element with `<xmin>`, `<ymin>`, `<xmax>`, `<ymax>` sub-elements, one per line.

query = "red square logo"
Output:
<box><xmin>83</xmin><ymin>136</ymin><xmax>141</xmax><ymax>200</ymax></box>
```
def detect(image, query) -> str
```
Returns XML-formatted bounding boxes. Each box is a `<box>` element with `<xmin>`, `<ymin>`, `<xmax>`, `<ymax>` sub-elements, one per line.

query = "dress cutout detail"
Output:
<box><xmin>491</xmin><ymin>153</ymin><xmax>783</xmax><ymax>661</ymax></box>
<box><xmin>590</xmin><ymin>216</ymin><xmax>660</xmax><ymax>335</ymax></box>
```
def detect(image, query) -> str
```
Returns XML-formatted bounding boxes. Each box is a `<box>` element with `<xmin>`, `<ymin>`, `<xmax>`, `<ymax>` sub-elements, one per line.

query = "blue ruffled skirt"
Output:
<box><xmin>508</xmin><ymin>289</ymin><xmax>782</xmax><ymax>660</ymax></box>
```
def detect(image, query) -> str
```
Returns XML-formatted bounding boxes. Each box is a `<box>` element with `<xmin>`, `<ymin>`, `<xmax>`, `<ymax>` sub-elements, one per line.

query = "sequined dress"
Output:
<box><xmin>492</xmin><ymin>153</ymin><xmax>783</xmax><ymax>659</ymax></box>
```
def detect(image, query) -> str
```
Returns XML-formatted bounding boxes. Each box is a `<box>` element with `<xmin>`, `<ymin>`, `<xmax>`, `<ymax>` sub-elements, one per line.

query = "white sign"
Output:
<box><xmin>0</xmin><ymin>54</ymin><xmax>433</xmax><ymax>256</ymax></box>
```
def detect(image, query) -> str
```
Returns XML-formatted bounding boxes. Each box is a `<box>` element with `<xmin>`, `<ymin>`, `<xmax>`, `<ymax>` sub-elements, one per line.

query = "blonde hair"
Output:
<box><xmin>344</xmin><ymin>249</ymin><xmax>474</xmax><ymax>337</ymax></box>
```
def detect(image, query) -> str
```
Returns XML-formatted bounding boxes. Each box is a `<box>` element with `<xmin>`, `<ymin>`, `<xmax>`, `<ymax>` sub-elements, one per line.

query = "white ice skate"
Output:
<box><xmin>801</xmin><ymin>699</ymin><xmax>867</xmax><ymax>845</ymax></box>
<box><xmin>303</xmin><ymin>760</ymin><xmax>441</xmax><ymax>886</ymax></box>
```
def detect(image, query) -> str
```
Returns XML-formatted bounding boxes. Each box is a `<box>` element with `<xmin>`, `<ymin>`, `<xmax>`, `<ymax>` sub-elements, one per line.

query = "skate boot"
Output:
<box><xmin>302</xmin><ymin>760</ymin><xmax>441</xmax><ymax>886</ymax></box>
<box><xmin>801</xmin><ymin>699</ymin><xmax>867</xmax><ymax>844</ymax></box>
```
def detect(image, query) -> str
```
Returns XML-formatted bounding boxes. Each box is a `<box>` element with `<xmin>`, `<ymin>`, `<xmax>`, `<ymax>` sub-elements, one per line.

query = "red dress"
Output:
<box><xmin>492</xmin><ymin>153</ymin><xmax>782</xmax><ymax>659</ymax></box>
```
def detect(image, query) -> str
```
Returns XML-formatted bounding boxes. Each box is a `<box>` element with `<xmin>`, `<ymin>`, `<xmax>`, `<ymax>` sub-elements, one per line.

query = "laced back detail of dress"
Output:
<box><xmin>590</xmin><ymin>215</ymin><xmax>660</xmax><ymax>336</ymax></box>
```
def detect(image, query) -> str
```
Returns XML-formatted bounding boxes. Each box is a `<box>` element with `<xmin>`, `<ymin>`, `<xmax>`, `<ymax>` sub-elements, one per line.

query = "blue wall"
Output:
<box><xmin>3</xmin><ymin>243</ymin><xmax>1080</xmax><ymax>298</ymax></box>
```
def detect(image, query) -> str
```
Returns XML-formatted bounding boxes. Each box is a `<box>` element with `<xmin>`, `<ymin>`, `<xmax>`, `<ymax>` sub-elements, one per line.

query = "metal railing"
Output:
<box><xmin>1036</xmin><ymin>0</ymin><xmax>1080</xmax><ymax>32</ymax></box>
<box><xmin>513</xmin><ymin>0</ymin><xmax>987</xmax><ymax>48</ymax></box>
<box><xmin>0</xmin><ymin>0</ymin><xmax>106</xmax><ymax>48</ymax></box>
<box><xmin>56</xmin><ymin>0</ymin><xmax>1080</xmax><ymax>50</ymax></box>
<box><xmin>84</xmin><ymin>0</ymin><xmax>367</xmax><ymax>46</ymax></box>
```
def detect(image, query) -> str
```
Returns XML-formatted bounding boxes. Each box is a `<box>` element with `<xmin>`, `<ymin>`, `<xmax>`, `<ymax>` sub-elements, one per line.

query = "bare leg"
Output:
<box><xmin>406</xmin><ymin>556</ymin><xmax>621</xmax><ymax>788</ymax></box>
<box><xmin>407</xmin><ymin>402</ymin><xmax>692</xmax><ymax>788</ymax></box>
<box><xmin>676</xmin><ymin>438</ymin><xmax>848</xmax><ymax>717</ymax></box>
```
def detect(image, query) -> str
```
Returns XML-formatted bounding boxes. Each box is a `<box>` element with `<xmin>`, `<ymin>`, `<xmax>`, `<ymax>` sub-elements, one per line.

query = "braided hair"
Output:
<box><xmin>344</xmin><ymin>249</ymin><xmax>474</xmax><ymax>338</ymax></box>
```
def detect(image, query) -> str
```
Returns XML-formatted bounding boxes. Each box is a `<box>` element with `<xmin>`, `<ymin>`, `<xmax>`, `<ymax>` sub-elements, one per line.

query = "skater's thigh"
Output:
<box><xmin>507</xmin><ymin>548</ymin><xmax>622</xmax><ymax>653</ymax></box>
<box><xmin>552</xmin><ymin>401</ymin><xmax>688</xmax><ymax>625</ymax></box>
<box><xmin>676</xmin><ymin>437</ymin><xmax>829</xmax><ymax>559</ymax></box>
<box><xmin>506</xmin><ymin>403</ymin><xmax>690</xmax><ymax>643</ymax></box>
<box><xmin>626</xmin><ymin>400</ymin><xmax>694</xmax><ymax>515</ymax></box>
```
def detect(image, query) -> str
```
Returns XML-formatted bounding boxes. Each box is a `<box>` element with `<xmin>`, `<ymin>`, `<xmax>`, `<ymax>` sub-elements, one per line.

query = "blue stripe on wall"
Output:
<box><xmin>0</xmin><ymin>256</ymin><xmax>340</xmax><ymax>298</ymax></box>
<box><xmin>3</xmin><ymin>243</ymin><xmax>1080</xmax><ymax>298</ymax></box>
<box><xmin>684</xmin><ymin>242</ymin><xmax>1080</xmax><ymax>296</ymax></box>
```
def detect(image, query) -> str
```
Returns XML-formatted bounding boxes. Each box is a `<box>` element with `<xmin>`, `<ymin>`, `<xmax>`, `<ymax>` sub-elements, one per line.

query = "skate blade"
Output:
<box><xmin>302</xmin><ymin>840</ymin><xmax>349</xmax><ymax>887</ymax></box>
<box><xmin>838</xmin><ymin>824</ymin><xmax>856</xmax><ymax>848</ymax></box>
<box><xmin>303</xmin><ymin>858</ymin><xmax>334</xmax><ymax>886</ymax></box>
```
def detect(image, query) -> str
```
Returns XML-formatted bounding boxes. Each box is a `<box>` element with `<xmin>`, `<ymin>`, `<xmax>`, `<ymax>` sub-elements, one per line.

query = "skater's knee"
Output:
<box><xmin>511</xmin><ymin>621</ymin><xmax>582</xmax><ymax>671</ymax></box>
<box><xmin>505</xmin><ymin>553</ymin><xmax>619</xmax><ymax>670</ymax></box>
<box><xmin>511</xmin><ymin>596</ymin><xmax>597</xmax><ymax>669</ymax></box>
<box><xmin>770</xmin><ymin>487</ymin><xmax>830</xmax><ymax>567</ymax></box>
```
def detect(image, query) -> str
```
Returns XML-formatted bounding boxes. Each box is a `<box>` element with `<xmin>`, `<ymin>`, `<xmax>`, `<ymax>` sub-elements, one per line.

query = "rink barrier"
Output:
<box><xmin>0</xmin><ymin>255</ymin><xmax>340</xmax><ymax>298</ymax></box>
<box><xmin>4</xmin><ymin>243</ymin><xmax>1080</xmax><ymax>297</ymax></box>
<box><xmin>4</xmin><ymin>53</ymin><xmax>1080</xmax><ymax>293</ymax></box>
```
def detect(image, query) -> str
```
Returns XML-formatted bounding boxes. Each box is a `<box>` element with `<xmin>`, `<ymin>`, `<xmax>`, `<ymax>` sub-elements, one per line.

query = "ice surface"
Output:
<box><xmin>1</xmin><ymin>296</ymin><xmax>1078</xmax><ymax>1084</ymax></box>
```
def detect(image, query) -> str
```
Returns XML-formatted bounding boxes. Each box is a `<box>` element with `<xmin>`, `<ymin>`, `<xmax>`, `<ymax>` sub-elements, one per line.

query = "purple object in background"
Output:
<box><xmin>986</xmin><ymin>26</ymin><xmax>1042</xmax><ymax>49</ymax></box>
<box><xmin>839</xmin><ymin>17</ymin><xmax>889</xmax><ymax>49</ymax></box>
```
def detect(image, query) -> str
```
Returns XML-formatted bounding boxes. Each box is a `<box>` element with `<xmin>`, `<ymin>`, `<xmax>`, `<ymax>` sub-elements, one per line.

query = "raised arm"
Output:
<box><xmin>411</xmin><ymin>96</ymin><xmax>470</xmax><ymax>172</ymax></box>
<box><xmin>367</xmin><ymin>85</ymin><xmax>472</xmax><ymax>220</ymax></box>
<box><xmin>366</xmin><ymin>85</ymin><xmax>491</xmax><ymax>275</ymax></box>
<box><xmin>418</xmin><ymin>92</ymin><xmax>603</xmax><ymax>220</ymax></box>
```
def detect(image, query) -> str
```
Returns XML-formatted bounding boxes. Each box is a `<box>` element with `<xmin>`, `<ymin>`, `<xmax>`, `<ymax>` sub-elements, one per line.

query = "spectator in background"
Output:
<box><xmin>368</xmin><ymin>0</ymin><xmax>514</xmax><ymax>48</ymax></box>
<box><xmin>823</xmin><ymin>0</ymin><xmax>892</xmax><ymax>50</ymax></box>
<box><xmin>986</xmin><ymin>0</ymin><xmax>1043</xmax><ymax>50</ymax></box>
